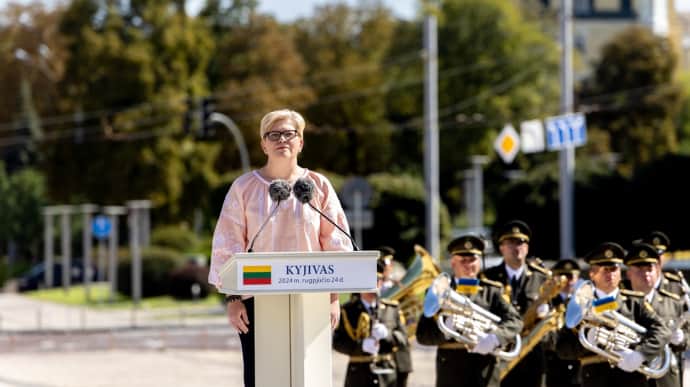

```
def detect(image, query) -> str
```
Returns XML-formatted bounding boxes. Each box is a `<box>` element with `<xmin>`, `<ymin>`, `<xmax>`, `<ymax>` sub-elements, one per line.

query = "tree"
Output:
<box><xmin>42</xmin><ymin>0</ymin><xmax>218</xmax><ymax>220</ymax></box>
<box><xmin>418</xmin><ymin>0</ymin><xmax>560</xmax><ymax>216</ymax></box>
<box><xmin>581</xmin><ymin>26</ymin><xmax>681</xmax><ymax>174</ymax></box>
<box><xmin>0</xmin><ymin>3</ymin><xmax>68</xmax><ymax>171</ymax></box>
<box><xmin>199</xmin><ymin>3</ymin><xmax>314</xmax><ymax>170</ymax></box>
<box><xmin>0</xmin><ymin>163</ymin><xmax>46</xmax><ymax>260</ymax></box>
<box><xmin>293</xmin><ymin>3</ymin><xmax>398</xmax><ymax>175</ymax></box>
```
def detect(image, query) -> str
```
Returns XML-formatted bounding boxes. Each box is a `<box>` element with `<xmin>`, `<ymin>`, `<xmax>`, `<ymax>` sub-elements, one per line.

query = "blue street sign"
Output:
<box><xmin>545</xmin><ymin>112</ymin><xmax>587</xmax><ymax>151</ymax></box>
<box><xmin>92</xmin><ymin>215</ymin><xmax>112</xmax><ymax>239</ymax></box>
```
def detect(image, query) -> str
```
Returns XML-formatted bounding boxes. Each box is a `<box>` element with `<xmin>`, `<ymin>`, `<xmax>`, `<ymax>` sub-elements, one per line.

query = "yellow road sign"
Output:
<box><xmin>494</xmin><ymin>124</ymin><xmax>520</xmax><ymax>163</ymax></box>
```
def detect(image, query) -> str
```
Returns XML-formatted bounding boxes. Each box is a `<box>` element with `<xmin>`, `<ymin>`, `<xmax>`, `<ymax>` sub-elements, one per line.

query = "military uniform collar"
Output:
<box><xmin>505</xmin><ymin>264</ymin><xmax>526</xmax><ymax>280</ymax></box>
<box><xmin>594</xmin><ymin>287</ymin><xmax>619</xmax><ymax>299</ymax></box>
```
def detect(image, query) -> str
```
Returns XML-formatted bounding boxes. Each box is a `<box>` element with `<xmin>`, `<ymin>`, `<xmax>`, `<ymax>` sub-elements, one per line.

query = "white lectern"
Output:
<box><xmin>219</xmin><ymin>250</ymin><xmax>379</xmax><ymax>387</ymax></box>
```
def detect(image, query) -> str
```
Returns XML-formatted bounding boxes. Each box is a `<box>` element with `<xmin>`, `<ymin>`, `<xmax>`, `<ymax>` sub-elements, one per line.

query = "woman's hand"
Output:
<box><xmin>227</xmin><ymin>300</ymin><xmax>250</xmax><ymax>334</ymax></box>
<box><xmin>330</xmin><ymin>293</ymin><xmax>340</xmax><ymax>330</ymax></box>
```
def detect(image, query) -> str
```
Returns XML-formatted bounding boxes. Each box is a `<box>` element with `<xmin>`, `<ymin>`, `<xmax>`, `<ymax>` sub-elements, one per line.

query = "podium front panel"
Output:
<box><xmin>219</xmin><ymin>250</ymin><xmax>378</xmax><ymax>295</ymax></box>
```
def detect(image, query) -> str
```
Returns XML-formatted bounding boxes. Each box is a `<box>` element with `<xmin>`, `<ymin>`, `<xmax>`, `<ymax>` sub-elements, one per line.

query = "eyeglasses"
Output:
<box><xmin>263</xmin><ymin>130</ymin><xmax>299</xmax><ymax>142</ymax></box>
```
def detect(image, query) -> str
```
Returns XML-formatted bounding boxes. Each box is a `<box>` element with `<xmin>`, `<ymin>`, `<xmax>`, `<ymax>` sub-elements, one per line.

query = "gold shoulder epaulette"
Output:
<box><xmin>480</xmin><ymin>278</ymin><xmax>504</xmax><ymax>288</ymax></box>
<box><xmin>620</xmin><ymin>289</ymin><xmax>645</xmax><ymax>297</ymax></box>
<box><xmin>527</xmin><ymin>262</ymin><xmax>551</xmax><ymax>276</ymax></box>
<box><xmin>380</xmin><ymin>298</ymin><xmax>400</xmax><ymax>306</ymax></box>
<box><xmin>658</xmin><ymin>289</ymin><xmax>681</xmax><ymax>301</ymax></box>
<box><xmin>664</xmin><ymin>272</ymin><xmax>682</xmax><ymax>282</ymax></box>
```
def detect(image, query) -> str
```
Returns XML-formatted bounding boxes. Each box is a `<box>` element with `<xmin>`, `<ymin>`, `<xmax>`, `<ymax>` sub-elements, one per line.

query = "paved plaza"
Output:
<box><xmin>0</xmin><ymin>294</ymin><xmax>685</xmax><ymax>387</ymax></box>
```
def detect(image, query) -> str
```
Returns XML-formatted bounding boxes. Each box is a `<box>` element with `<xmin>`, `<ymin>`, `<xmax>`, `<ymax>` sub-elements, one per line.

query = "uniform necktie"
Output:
<box><xmin>510</xmin><ymin>275</ymin><xmax>520</xmax><ymax>301</ymax></box>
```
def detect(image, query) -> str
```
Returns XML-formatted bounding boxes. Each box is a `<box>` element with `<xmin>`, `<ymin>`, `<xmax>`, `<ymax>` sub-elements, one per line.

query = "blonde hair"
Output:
<box><xmin>259</xmin><ymin>109</ymin><xmax>306</xmax><ymax>138</ymax></box>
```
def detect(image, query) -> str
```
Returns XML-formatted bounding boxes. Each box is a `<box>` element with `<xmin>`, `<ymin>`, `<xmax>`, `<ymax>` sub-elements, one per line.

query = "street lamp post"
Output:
<box><xmin>208</xmin><ymin>112</ymin><xmax>250</xmax><ymax>174</ymax></box>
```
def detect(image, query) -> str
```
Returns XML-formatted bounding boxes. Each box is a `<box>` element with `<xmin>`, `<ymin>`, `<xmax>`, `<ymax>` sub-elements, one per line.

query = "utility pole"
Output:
<box><xmin>424</xmin><ymin>2</ymin><xmax>440</xmax><ymax>259</ymax></box>
<box><xmin>559</xmin><ymin>0</ymin><xmax>575</xmax><ymax>258</ymax></box>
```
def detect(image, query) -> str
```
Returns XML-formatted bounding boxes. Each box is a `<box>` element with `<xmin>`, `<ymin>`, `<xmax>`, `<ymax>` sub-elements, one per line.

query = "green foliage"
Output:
<box><xmin>169</xmin><ymin>261</ymin><xmax>211</xmax><ymax>300</ymax></box>
<box><xmin>0</xmin><ymin>164</ymin><xmax>46</xmax><ymax>258</ymax></box>
<box><xmin>582</xmin><ymin>26</ymin><xmax>681</xmax><ymax>173</ymax></box>
<box><xmin>116</xmin><ymin>246</ymin><xmax>185</xmax><ymax>298</ymax></box>
<box><xmin>294</xmin><ymin>3</ymin><xmax>398</xmax><ymax>175</ymax></box>
<box><xmin>151</xmin><ymin>224</ymin><xmax>200</xmax><ymax>253</ymax></box>
<box><xmin>366</xmin><ymin>173</ymin><xmax>452</xmax><ymax>263</ymax></box>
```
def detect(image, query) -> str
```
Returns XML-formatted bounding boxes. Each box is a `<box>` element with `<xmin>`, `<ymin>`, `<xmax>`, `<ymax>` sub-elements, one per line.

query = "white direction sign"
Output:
<box><xmin>494</xmin><ymin>124</ymin><xmax>520</xmax><ymax>164</ymax></box>
<box><xmin>520</xmin><ymin>119</ymin><xmax>545</xmax><ymax>154</ymax></box>
<box><xmin>545</xmin><ymin>112</ymin><xmax>587</xmax><ymax>151</ymax></box>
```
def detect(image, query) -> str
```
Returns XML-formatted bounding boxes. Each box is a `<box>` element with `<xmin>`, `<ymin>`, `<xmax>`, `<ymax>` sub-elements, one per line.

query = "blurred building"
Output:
<box><xmin>541</xmin><ymin>0</ymin><xmax>682</xmax><ymax>77</ymax></box>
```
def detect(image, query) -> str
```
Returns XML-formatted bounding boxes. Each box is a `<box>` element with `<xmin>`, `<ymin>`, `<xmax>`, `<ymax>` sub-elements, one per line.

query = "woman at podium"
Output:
<box><xmin>208</xmin><ymin>109</ymin><xmax>354</xmax><ymax>387</ymax></box>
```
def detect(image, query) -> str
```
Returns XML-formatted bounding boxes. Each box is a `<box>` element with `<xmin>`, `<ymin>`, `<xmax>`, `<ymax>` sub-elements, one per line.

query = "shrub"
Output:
<box><xmin>116</xmin><ymin>246</ymin><xmax>185</xmax><ymax>298</ymax></box>
<box><xmin>169</xmin><ymin>260</ymin><xmax>211</xmax><ymax>300</ymax></box>
<box><xmin>151</xmin><ymin>225</ymin><xmax>199</xmax><ymax>253</ymax></box>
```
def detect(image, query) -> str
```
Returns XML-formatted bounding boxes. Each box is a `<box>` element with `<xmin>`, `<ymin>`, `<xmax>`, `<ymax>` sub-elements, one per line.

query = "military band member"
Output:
<box><xmin>333</xmin><ymin>259</ymin><xmax>409</xmax><ymax>387</ymax></box>
<box><xmin>545</xmin><ymin>258</ymin><xmax>582</xmax><ymax>387</ymax></box>
<box><xmin>556</xmin><ymin>242</ymin><xmax>671</xmax><ymax>387</ymax></box>
<box><xmin>624</xmin><ymin>243</ymin><xmax>688</xmax><ymax>387</ymax></box>
<box><xmin>481</xmin><ymin>220</ymin><xmax>549</xmax><ymax>387</ymax></box>
<box><xmin>416</xmin><ymin>235</ymin><xmax>523</xmax><ymax>387</ymax></box>
<box><xmin>376</xmin><ymin>246</ymin><xmax>413</xmax><ymax>387</ymax></box>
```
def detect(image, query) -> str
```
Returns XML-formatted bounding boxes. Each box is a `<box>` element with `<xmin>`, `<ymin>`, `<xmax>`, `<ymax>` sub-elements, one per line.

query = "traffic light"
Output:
<box><xmin>200</xmin><ymin>96</ymin><xmax>216</xmax><ymax>138</ymax></box>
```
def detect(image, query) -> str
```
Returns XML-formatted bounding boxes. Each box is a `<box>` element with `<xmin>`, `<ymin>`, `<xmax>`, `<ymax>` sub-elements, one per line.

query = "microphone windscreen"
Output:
<box><xmin>269</xmin><ymin>179</ymin><xmax>292</xmax><ymax>202</ymax></box>
<box><xmin>293</xmin><ymin>178</ymin><xmax>315</xmax><ymax>203</ymax></box>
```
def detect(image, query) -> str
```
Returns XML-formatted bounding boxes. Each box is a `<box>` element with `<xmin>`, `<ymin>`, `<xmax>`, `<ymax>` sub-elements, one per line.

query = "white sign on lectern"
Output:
<box><xmin>218</xmin><ymin>250</ymin><xmax>379</xmax><ymax>387</ymax></box>
<box><xmin>218</xmin><ymin>250</ymin><xmax>378</xmax><ymax>295</ymax></box>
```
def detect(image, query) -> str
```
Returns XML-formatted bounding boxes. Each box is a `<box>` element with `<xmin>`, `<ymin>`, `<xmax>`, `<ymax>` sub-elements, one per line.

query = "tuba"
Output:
<box><xmin>499</xmin><ymin>268</ymin><xmax>568</xmax><ymax>380</ymax></box>
<box><xmin>564</xmin><ymin>280</ymin><xmax>671</xmax><ymax>379</ymax></box>
<box><xmin>381</xmin><ymin>245</ymin><xmax>441</xmax><ymax>337</ymax></box>
<box><xmin>423</xmin><ymin>273</ymin><xmax>522</xmax><ymax>360</ymax></box>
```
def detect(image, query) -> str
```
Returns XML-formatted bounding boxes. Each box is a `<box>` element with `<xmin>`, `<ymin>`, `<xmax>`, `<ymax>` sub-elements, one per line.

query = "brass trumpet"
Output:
<box><xmin>564</xmin><ymin>280</ymin><xmax>671</xmax><ymax>379</ymax></box>
<box><xmin>423</xmin><ymin>273</ymin><xmax>521</xmax><ymax>360</ymax></box>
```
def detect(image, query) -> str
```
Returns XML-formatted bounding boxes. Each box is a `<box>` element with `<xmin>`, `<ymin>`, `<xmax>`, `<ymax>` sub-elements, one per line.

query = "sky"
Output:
<box><xmin>3</xmin><ymin>0</ymin><xmax>690</xmax><ymax>20</ymax></box>
<box><xmin>253</xmin><ymin>0</ymin><xmax>418</xmax><ymax>21</ymax></box>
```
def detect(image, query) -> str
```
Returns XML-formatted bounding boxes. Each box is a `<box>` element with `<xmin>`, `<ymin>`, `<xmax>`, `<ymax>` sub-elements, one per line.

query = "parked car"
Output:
<box><xmin>17</xmin><ymin>260</ymin><xmax>98</xmax><ymax>292</ymax></box>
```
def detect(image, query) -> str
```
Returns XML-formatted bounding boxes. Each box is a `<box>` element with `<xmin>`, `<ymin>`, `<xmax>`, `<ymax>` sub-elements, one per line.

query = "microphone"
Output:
<box><xmin>247</xmin><ymin>179</ymin><xmax>291</xmax><ymax>252</ymax></box>
<box><xmin>293</xmin><ymin>177</ymin><xmax>360</xmax><ymax>251</ymax></box>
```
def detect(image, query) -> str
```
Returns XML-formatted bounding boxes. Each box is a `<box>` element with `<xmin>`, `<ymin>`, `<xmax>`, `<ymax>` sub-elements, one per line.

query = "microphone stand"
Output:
<box><xmin>306</xmin><ymin>202</ymin><xmax>361</xmax><ymax>251</ymax></box>
<box><xmin>247</xmin><ymin>200</ymin><xmax>281</xmax><ymax>252</ymax></box>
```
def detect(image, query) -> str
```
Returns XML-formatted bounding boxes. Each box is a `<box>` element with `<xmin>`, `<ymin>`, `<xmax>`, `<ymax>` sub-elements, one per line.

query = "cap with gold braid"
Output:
<box><xmin>496</xmin><ymin>220</ymin><xmax>531</xmax><ymax>243</ymax></box>
<box><xmin>624</xmin><ymin>243</ymin><xmax>660</xmax><ymax>266</ymax></box>
<box><xmin>552</xmin><ymin>258</ymin><xmax>581</xmax><ymax>275</ymax></box>
<box><xmin>584</xmin><ymin>242</ymin><xmax>626</xmax><ymax>266</ymax></box>
<box><xmin>641</xmin><ymin>231</ymin><xmax>670</xmax><ymax>255</ymax></box>
<box><xmin>447</xmin><ymin>235</ymin><xmax>485</xmax><ymax>256</ymax></box>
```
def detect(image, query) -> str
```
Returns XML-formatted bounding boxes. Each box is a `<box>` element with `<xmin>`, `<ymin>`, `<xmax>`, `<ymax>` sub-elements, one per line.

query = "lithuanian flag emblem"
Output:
<box><xmin>592</xmin><ymin>296</ymin><xmax>617</xmax><ymax>314</ymax></box>
<box><xmin>243</xmin><ymin>265</ymin><xmax>272</xmax><ymax>285</ymax></box>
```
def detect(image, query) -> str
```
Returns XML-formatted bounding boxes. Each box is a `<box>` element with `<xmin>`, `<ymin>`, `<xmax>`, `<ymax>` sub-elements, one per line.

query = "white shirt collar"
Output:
<box><xmin>594</xmin><ymin>287</ymin><xmax>619</xmax><ymax>299</ymax></box>
<box><xmin>505</xmin><ymin>264</ymin><xmax>525</xmax><ymax>280</ymax></box>
<box><xmin>361</xmin><ymin>298</ymin><xmax>376</xmax><ymax>311</ymax></box>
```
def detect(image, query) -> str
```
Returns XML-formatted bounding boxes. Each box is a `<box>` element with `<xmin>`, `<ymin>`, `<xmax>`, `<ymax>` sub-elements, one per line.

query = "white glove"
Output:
<box><xmin>536</xmin><ymin>303</ymin><xmax>550</xmax><ymax>318</ymax></box>
<box><xmin>617</xmin><ymin>349</ymin><xmax>644</xmax><ymax>372</ymax></box>
<box><xmin>362</xmin><ymin>337</ymin><xmax>379</xmax><ymax>355</ymax></box>
<box><xmin>671</xmin><ymin>328</ymin><xmax>685</xmax><ymax>345</ymax></box>
<box><xmin>470</xmin><ymin>334</ymin><xmax>499</xmax><ymax>355</ymax></box>
<box><xmin>371</xmin><ymin>322</ymin><xmax>389</xmax><ymax>340</ymax></box>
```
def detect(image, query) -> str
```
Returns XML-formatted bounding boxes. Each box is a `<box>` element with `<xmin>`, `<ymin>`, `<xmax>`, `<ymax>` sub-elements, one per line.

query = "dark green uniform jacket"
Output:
<box><xmin>647</xmin><ymin>288</ymin><xmax>688</xmax><ymax>387</ymax></box>
<box><xmin>481</xmin><ymin>261</ymin><xmax>549</xmax><ymax>387</ymax></box>
<box><xmin>333</xmin><ymin>296</ymin><xmax>409</xmax><ymax>387</ymax></box>
<box><xmin>415</xmin><ymin>277</ymin><xmax>522</xmax><ymax>387</ymax></box>
<box><xmin>555</xmin><ymin>288</ymin><xmax>671</xmax><ymax>387</ymax></box>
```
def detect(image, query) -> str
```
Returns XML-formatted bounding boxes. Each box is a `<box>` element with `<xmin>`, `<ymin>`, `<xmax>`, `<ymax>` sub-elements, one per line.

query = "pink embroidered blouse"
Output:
<box><xmin>208</xmin><ymin>169</ymin><xmax>353</xmax><ymax>287</ymax></box>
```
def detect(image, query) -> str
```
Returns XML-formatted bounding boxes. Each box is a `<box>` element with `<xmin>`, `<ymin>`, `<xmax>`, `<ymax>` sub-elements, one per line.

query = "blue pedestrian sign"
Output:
<box><xmin>545</xmin><ymin>112</ymin><xmax>587</xmax><ymax>151</ymax></box>
<box><xmin>92</xmin><ymin>215</ymin><xmax>112</xmax><ymax>239</ymax></box>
